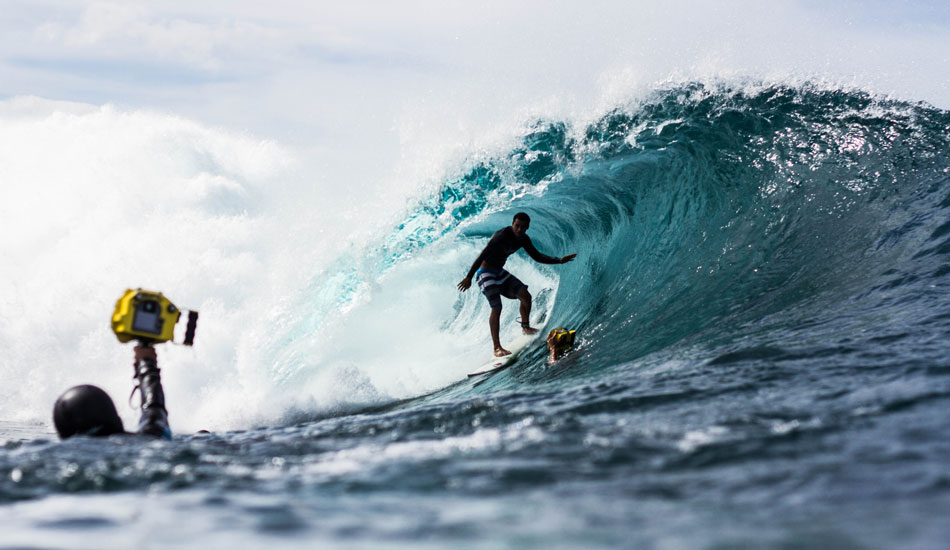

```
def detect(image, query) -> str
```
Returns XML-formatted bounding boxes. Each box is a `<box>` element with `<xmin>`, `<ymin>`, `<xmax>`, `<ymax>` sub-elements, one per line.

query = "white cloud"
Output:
<box><xmin>33</xmin><ymin>2</ymin><xmax>287</xmax><ymax>71</ymax></box>
<box><xmin>2</xmin><ymin>0</ymin><xmax>949</xmax><ymax>188</ymax></box>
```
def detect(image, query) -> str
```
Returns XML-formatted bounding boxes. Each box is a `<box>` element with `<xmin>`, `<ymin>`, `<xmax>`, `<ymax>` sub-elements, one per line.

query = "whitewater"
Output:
<box><xmin>2</xmin><ymin>3</ymin><xmax>950</xmax><ymax>549</ymax></box>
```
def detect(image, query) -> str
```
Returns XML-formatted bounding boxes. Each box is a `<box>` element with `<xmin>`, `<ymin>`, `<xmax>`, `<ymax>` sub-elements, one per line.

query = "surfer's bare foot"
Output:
<box><xmin>522</xmin><ymin>326</ymin><xmax>539</xmax><ymax>335</ymax></box>
<box><xmin>494</xmin><ymin>347</ymin><xmax>511</xmax><ymax>357</ymax></box>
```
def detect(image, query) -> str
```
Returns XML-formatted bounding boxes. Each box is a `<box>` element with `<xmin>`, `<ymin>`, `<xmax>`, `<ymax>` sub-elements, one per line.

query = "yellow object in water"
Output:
<box><xmin>548</xmin><ymin>327</ymin><xmax>576</xmax><ymax>354</ymax></box>
<box><xmin>111</xmin><ymin>289</ymin><xmax>181</xmax><ymax>343</ymax></box>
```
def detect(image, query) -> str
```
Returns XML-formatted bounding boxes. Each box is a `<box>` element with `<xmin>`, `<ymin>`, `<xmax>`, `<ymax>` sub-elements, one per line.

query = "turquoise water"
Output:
<box><xmin>2</xmin><ymin>83</ymin><xmax>950</xmax><ymax>549</ymax></box>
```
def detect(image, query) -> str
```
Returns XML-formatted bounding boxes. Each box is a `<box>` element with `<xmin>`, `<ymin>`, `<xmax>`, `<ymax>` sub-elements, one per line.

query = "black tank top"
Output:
<box><xmin>466</xmin><ymin>226</ymin><xmax>559</xmax><ymax>279</ymax></box>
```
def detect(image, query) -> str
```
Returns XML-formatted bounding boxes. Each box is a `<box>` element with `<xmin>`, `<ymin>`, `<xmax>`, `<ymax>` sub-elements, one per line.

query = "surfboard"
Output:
<box><xmin>467</xmin><ymin>333</ymin><xmax>536</xmax><ymax>377</ymax></box>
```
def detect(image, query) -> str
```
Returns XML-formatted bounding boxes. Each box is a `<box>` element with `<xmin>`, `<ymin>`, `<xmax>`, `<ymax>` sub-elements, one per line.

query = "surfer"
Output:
<box><xmin>547</xmin><ymin>328</ymin><xmax>576</xmax><ymax>363</ymax></box>
<box><xmin>52</xmin><ymin>345</ymin><xmax>171</xmax><ymax>439</ymax></box>
<box><xmin>457</xmin><ymin>212</ymin><xmax>576</xmax><ymax>356</ymax></box>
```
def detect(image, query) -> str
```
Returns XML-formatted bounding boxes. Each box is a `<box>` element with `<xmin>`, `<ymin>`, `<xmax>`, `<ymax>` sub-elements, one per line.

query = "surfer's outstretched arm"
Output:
<box><xmin>521</xmin><ymin>235</ymin><xmax>577</xmax><ymax>265</ymax></box>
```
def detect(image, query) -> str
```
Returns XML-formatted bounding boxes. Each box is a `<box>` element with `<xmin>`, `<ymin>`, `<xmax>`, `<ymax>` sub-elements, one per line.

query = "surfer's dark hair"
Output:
<box><xmin>513</xmin><ymin>212</ymin><xmax>530</xmax><ymax>224</ymax></box>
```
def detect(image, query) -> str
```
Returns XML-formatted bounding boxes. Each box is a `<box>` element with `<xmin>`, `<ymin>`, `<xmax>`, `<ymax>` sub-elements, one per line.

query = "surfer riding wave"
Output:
<box><xmin>457</xmin><ymin>212</ymin><xmax>576</xmax><ymax>356</ymax></box>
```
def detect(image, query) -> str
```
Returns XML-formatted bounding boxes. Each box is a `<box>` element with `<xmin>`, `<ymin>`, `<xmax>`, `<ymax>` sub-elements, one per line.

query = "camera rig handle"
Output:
<box><xmin>183</xmin><ymin>311</ymin><xmax>198</xmax><ymax>346</ymax></box>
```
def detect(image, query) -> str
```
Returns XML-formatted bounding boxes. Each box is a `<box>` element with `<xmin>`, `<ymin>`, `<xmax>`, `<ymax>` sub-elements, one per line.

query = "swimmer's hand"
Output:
<box><xmin>560</xmin><ymin>254</ymin><xmax>577</xmax><ymax>264</ymax></box>
<box><xmin>457</xmin><ymin>277</ymin><xmax>472</xmax><ymax>291</ymax></box>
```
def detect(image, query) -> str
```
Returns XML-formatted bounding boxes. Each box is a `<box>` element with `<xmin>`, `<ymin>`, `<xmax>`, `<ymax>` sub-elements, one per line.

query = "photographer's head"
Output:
<box><xmin>53</xmin><ymin>385</ymin><xmax>124</xmax><ymax>439</ymax></box>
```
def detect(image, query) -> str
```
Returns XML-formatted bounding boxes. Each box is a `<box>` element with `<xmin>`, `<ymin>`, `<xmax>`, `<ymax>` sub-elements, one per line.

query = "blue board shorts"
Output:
<box><xmin>475</xmin><ymin>268</ymin><xmax>527</xmax><ymax>310</ymax></box>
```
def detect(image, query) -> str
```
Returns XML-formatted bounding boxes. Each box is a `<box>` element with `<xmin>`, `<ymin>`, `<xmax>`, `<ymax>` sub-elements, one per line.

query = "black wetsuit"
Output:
<box><xmin>52</xmin><ymin>353</ymin><xmax>171</xmax><ymax>440</ymax></box>
<box><xmin>134</xmin><ymin>353</ymin><xmax>171</xmax><ymax>439</ymax></box>
<box><xmin>465</xmin><ymin>226</ymin><xmax>560</xmax><ymax>280</ymax></box>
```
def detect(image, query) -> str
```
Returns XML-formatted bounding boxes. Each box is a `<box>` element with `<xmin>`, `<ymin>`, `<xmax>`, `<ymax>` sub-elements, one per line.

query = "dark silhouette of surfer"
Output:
<box><xmin>457</xmin><ymin>212</ymin><xmax>576</xmax><ymax>356</ymax></box>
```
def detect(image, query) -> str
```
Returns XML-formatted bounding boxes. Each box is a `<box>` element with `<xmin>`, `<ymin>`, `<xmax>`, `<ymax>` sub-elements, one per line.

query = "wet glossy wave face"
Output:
<box><xmin>3</xmin><ymin>83</ymin><xmax>950</xmax><ymax>548</ymax></box>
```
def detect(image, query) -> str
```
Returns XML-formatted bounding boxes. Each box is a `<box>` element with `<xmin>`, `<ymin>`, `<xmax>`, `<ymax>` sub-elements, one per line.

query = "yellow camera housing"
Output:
<box><xmin>548</xmin><ymin>328</ymin><xmax>576</xmax><ymax>353</ymax></box>
<box><xmin>111</xmin><ymin>289</ymin><xmax>181</xmax><ymax>344</ymax></box>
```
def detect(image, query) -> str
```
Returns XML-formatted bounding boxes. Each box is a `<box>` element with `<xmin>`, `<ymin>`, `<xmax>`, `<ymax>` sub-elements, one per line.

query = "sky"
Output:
<box><xmin>2</xmin><ymin>0</ymin><xmax>949</xmax><ymax>178</ymax></box>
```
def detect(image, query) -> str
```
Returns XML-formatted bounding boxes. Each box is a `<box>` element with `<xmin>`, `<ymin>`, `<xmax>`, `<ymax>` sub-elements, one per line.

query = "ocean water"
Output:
<box><xmin>2</xmin><ymin>81</ymin><xmax>950</xmax><ymax>549</ymax></box>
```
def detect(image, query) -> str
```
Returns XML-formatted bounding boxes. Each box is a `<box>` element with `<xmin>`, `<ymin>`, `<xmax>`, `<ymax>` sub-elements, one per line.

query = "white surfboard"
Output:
<box><xmin>467</xmin><ymin>333</ymin><xmax>537</xmax><ymax>377</ymax></box>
